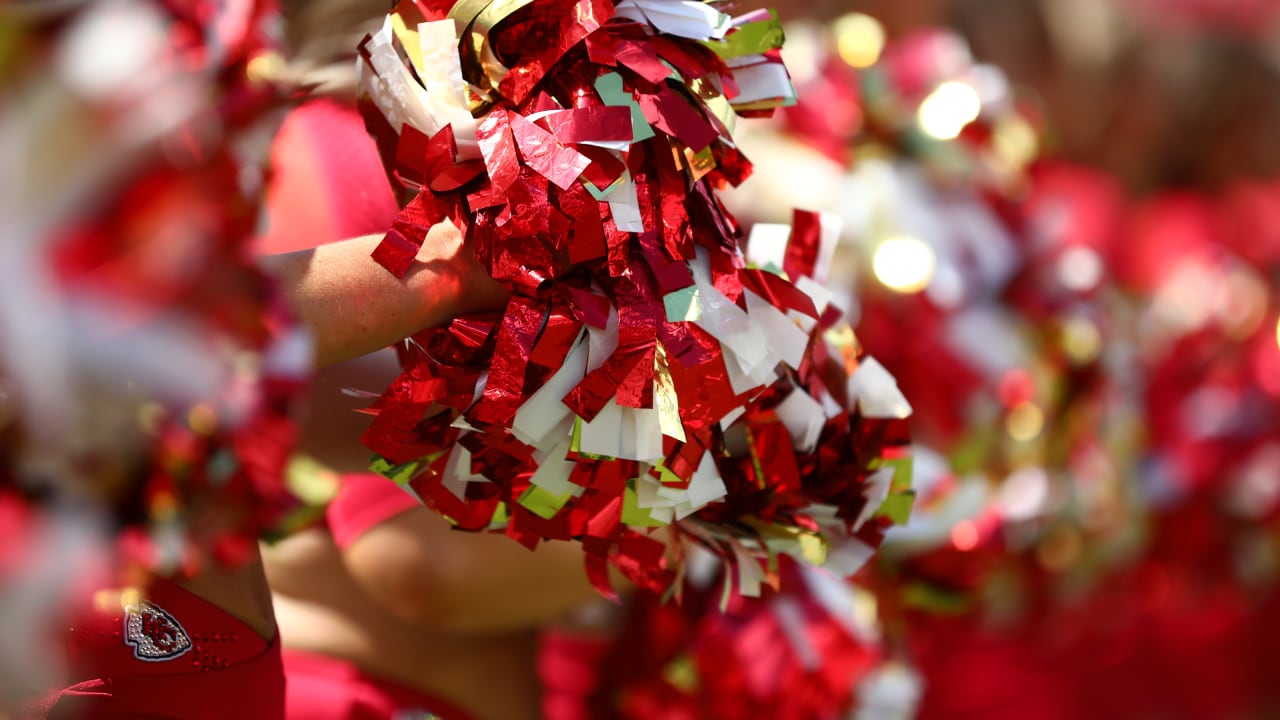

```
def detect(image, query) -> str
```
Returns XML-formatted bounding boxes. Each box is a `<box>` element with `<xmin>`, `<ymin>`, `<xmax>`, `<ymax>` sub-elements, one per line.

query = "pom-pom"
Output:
<box><xmin>573</xmin><ymin>555</ymin><xmax>884</xmax><ymax>719</ymax></box>
<box><xmin>357</xmin><ymin>0</ymin><xmax>913</xmax><ymax>596</ymax></box>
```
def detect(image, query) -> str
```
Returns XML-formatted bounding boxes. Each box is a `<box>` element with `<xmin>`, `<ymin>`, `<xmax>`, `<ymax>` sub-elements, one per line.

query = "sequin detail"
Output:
<box><xmin>123</xmin><ymin>600</ymin><xmax>193</xmax><ymax>662</ymax></box>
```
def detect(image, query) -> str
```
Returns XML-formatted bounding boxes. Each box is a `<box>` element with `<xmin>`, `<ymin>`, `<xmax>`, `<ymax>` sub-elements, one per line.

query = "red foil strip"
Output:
<box><xmin>355</xmin><ymin>0</ymin><xmax>910</xmax><ymax>600</ymax></box>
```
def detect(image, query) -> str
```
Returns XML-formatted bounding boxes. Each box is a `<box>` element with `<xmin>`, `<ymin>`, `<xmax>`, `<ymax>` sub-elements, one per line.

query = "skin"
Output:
<box><xmin>263</xmin><ymin>514</ymin><xmax>606</xmax><ymax>720</ymax></box>
<box><xmin>258</xmin><ymin>349</ymin><xmax>610</xmax><ymax>720</ymax></box>
<box><xmin>253</xmin><ymin>256</ymin><xmax>609</xmax><ymax>718</ymax></box>
<box><xmin>263</xmin><ymin>224</ymin><xmax>510</xmax><ymax>368</ymax></box>
<box><xmin>179</xmin><ymin>222</ymin><xmax>509</xmax><ymax>644</ymax></box>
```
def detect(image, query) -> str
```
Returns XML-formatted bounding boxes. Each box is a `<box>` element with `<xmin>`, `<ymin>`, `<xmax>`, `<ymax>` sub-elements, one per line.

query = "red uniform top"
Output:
<box><xmin>32</xmin><ymin>580</ymin><xmax>284</xmax><ymax>720</ymax></box>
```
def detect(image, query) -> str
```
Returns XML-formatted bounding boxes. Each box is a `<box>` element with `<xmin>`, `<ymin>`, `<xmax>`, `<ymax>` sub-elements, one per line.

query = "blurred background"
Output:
<box><xmin>4</xmin><ymin>0</ymin><xmax>1280</xmax><ymax>718</ymax></box>
<box><xmin>722</xmin><ymin>0</ymin><xmax>1280</xmax><ymax>718</ymax></box>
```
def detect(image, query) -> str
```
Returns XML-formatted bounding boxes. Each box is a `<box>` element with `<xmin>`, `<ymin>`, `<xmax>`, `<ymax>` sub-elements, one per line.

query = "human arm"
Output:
<box><xmin>268</xmin><ymin>345</ymin><xmax>609</xmax><ymax>634</ymax></box>
<box><xmin>261</xmin><ymin>223</ymin><xmax>508</xmax><ymax>368</ymax></box>
<box><xmin>342</xmin><ymin>507</ymin><xmax>611</xmax><ymax>635</ymax></box>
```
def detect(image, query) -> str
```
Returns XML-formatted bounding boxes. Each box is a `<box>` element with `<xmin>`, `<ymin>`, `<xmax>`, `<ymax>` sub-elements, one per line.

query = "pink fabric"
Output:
<box><xmin>538</xmin><ymin>631</ymin><xmax>612</xmax><ymax>720</ymax></box>
<box><xmin>255</xmin><ymin>98</ymin><xmax>400</xmax><ymax>255</ymax></box>
<box><xmin>324</xmin><ymin>473</ymin><xmax>423</xmax><ymax>551</ymax></box>
<box><xmin>283</xmin><ymin>648</ymin><xmax>474</xmax><ymax>720</ymax></box>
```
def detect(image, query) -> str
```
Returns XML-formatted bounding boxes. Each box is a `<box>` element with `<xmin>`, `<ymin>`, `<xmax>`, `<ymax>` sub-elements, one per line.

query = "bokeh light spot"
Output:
<box><xmin>992</xmin><ymin>115</ymin><xmax>1038</xmax><ymax>170</ymax></box>
<box><xmin>186</xmin><ymin>403</ymin><xmax>218</xmax><ymax>436</ymax></box>
<box><xmin>918</xmin><ymin>81</ymin><xmax>981</xmax><ymax>140</ymax></box>
<box><xmin>1006</xmin><ymin>402</ymin><xmax>1044</xmax><ymax>442</ymax></box>
<box><xmin>1062</xmin><ymin>317</ymin><xmax>1102</xmax><ymax>364</ymax></box>
<box><xmin>834</xmin><ymin>13</ymin><xmax>886</xmax><ymax>69</ymax></box>
<box><xmin>1000</xmin><ymin>467</ymin><xmax>1050</xmax><ymax>521</ymax></box>
<box><xmin>997</xmin><ymin>369</ymin><xmax>1036</xmax><ymax>408</ymax></box>
<box><xmin>1057</xmin><ymin>245</ymin><xmax>1103</xmax><ymax>292</ymax></box>
<box><xmin>873</xmin><ymin>236</ymin><xmax>935</xmax><ymax>293</ymax></box>
<box><xmin>950</xmin><ymin>520</ymin><xmax>979</xmax><ymax>551</ymax></box>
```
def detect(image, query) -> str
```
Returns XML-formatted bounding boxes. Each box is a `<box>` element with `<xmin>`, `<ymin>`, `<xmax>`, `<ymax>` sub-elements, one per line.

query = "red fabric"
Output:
<box><xmin>31</xmin><ymin>580</ymin><xmax>284</xmax><ymax>720</ymax></box>
<box><xmin>538</xmin><ymin>631</ymin><xmax>613</xmax><ymax>720</ymax></box>
<box><xmin>324</xmin><ymin>473</ymin><xmax>422</xmax><ymax>551</ymax></box>
<box><xmin>282</xmin><ymin>648</ymin><xmax>474</xmax><ymax>720</ymax></box>
<box><xmin>254</xmin><ymin>98</ymin><xmax>400</xmax><ymax>255</ymax></box>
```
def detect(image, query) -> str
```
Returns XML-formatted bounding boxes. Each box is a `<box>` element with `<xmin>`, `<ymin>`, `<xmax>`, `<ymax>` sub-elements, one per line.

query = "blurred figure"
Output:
<box><xmin>1</xmin><ymin>2</ymin><xmax>303</xmax><ymax>715</ymax></box>
<box><xmin>952</xmin><ymin>0</ymin><xmax>1280</xmax><ymax>194</ymax></box>
<box><xmin>1</xmin><ymin>1</ymin><xmax>504</xmax><ymax>717</ymax></box>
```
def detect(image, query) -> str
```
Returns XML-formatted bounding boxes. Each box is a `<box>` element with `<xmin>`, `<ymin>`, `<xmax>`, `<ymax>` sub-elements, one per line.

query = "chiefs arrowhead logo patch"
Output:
<box><xmin>123</xmin><ymin>600</ymin><xmax>193</xmax><ymax>662</ymax></box>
